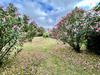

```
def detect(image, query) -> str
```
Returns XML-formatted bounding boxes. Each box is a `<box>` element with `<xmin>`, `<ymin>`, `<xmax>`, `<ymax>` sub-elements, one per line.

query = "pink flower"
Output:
<box><xmin>96</xmin><ymin>28</ymin><xmax>100</xmax><ymax>32</ymax></box>
<box><xmin>65</xmin><ymin>32</ymin><xmax>67</xmax><ymax>35</ymax></box>
<box><xmin>7</xmin><ymin>12</ymin><xmax>9</xmax><ymax>14</ymax></box>
<box><xmin>76</xmin><ymin>8</ymin><xmax>79</xmax><ymax>11</ymax></box>
<box><xmin>73</xmin><ymin>28</ymin><xmax>76</xmax><ymax>31</ymax></box>
<box><xmin>32</xmin><ymin>22</ymin><xmax>34</xmax><ymax>26</ymax></box>
<box><xmin>1</xmin><ymin>11</ymin><xmax>3</xmax><ymax>12</ymax></box>
<box><xmin>26</xmin><ymin>20</ymin><xmax>29</xmax><ymax>23</ymax></box>
<box><xmin>61</xmin><ymin>22</ymin><xmax>64</xmax><ymax>25</ymax></box>
<box><xmin>89</xmin><ymin>26</ymin><xmax>94</xmax><ymax>29</ymax></box>
<box><xmin>14</xmin><ymin>25</ymin><xmax>20</xmax><ymax>30</ymax></box>
<box><xmin>97</xmin><ymin>11</ymin><xmax>100</xmax><ymax>14</ymax></box>
<box><xmin>96</xmin><ymin>30</ymin><xmax>99</xmax><ymax>32</ymax></box>
<box><xmin>83</xmin><ymin>26</ymin><xmax>85</xmax><ymax>28</ymax></box>
<box><xmin>84</xmin><ymin>23</ymin><xmax>86</xmax><ymax>25</ymax></box>
<box><xmin>98</xmin><ymin>28</ymin><xmax>100</xmax><ymax>31</ymax></box>
<box><xmin>80</xmin><ymin>9</ymin><xmax>83</xmax><ymax>11</ymax></box>
<box><xmin>84</xmin><ymin>67</ymin><xmax>86</xmax><ymax>70</ymax></box>
<box><xmin>14</xmin><ymin>13</ymin><xmax>17</xmax><ymax>16</ymax></box>
<box><xmin>6</xmin><ymin>15</ymin><xmax>11</xmax><ymax>18</ymax></box>
<box><xmin>49</xmin><ymin>51</ymin><xmax>53</xmax><ymax>54</ymax></box>
<box><xmin>28</xmin><ymin>16</ymin><xmax>32</xmax><ymax>20</ymax></box>
<box><xmin>80</xmin><ymin>19</ymin><xmax>84</xmax><ymax>20</ymax></box>
<box><xmin>17</xmin><ymin>26</ymin><xmax>20</xmax><ymax>30</ymax></box>
<box><xmin>16</xmin><ymin>68</ymin><xmax>19</xmax><ymax>71</ymax></box>
<box><xmin>2</xmin><ymin>18</ymin><xmax>6</xmax><ymax>22</ymax></box>
<box><xmin>96</xmin><ymin>24</ymin><xmax>98</xmax><ymax>28</ymax></box>
<box><xmin>14</xmin><ymin>25</ymin><xmax>17</xmax><ymax>28</ymax></box>
<box><xmin>24</xmin><ymin>32</ymin><xmax>27</xmax><ymax>34</ymax></box>
<box><xmin>56</xmin><ymin>27</ymin><xmax>58</xmax><ymax>30</ymax></box>
<box><xmin>81</xmin><ymin>24</ymin><xmax>84</xmax><ymax>26</ymax></box>
<box><xmin>94</xmin><ymin>22</ymin><xmax>96</xmax><ymax>23</ymax></box>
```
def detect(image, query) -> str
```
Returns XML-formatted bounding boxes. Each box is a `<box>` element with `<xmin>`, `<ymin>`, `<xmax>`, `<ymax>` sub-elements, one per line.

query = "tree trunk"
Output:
<box><xmin>76</xmin><ymin>43</ymin><xmax>80</xmax><ymax>52</ymax></box>
<box><xmin>0</xmin><ymin>40</ymin><xmax>17</xmax><ymax>60</ymax></box>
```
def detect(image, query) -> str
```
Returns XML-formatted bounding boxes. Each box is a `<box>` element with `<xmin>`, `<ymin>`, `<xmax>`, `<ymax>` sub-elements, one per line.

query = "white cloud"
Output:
<box><xmin>76</xmin><ymin>0</ymin><xmax>100</xmax><ymax>9</ymax></box>
<box><xmin>1</xmin><ymin>0</ymin><xmax>98</xmax><ymax>29</ymax></box>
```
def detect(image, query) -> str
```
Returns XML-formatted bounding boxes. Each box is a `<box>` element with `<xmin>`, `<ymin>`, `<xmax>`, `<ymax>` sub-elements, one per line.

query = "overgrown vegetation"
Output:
<box><xmin>51</xmin><ymin>3</ymin><xmax>100</xmax><ymax>54</ymax></box>
<box><xmin>0</xmin><ymin>37</ymin><xmax>100</xmax><ymax>75</ymax></box>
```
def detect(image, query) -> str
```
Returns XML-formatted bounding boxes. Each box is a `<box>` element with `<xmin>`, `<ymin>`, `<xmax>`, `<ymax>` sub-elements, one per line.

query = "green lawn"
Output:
<box><xmin>0</xmin><ymin>37</ymin><xmax>100</xmax><ymax>75</ymax></box>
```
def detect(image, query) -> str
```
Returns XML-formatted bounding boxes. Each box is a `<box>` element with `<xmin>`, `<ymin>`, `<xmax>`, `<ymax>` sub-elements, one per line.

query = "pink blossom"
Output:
<box><xmin>96</xmin><ymin>25</ymin><xmax>98</xmax><ymax>28</ymax></box>
<box><xmin>98</xmin><ymin>28</ymin><xmax>100</xmax><ymax>31</ymax></box>
<box><xmin>81</xmin><ymin>24</ymin><xmax>84</xmax><ymax>26</ymax></box>
<box><xmin>24</xmin><ymin>32</ymin><xmax>27</xmax><ymax>34</ymax></box>
<box><xmin>76</xmin><ymin>8</ymin><xmax>79</xmax><ymax>11</ymax></box>
<box><xmin>94</xmin><ymin>22</ymin><xmax>97</xmax><ymax>23</ymax></box>
<box><xmin>56</xmin><ymin>27</ymin><xmax>58</xmax><ymax>30</ymax></box>
<box><xmin>28</xmin><ymin>16</ymin><xmax>32</xmax><ymax>20</ymax></box>
<box><xmin>84</xmin><ymin>67</ymin><xmax>86</xmax><ymax>70</ymax></box>
<box><xmin>65</xmin><ymin>32</ymin><xmax>67</xmax><ymax>35</ymax></box>
<box><xmin>97</xmin><ymin>11</ymin><xmax>100</xmax><ymax>13</ymax></box>
<box><xmin>61</xmin><ymin>22</ymin><xmax>64</xmax><ymax>25</ymax></box>
<box><xmin>60</xmin><ymin>37</ymin><xmax>62</xmax><ymax>39</ymax></box>
<box><xmin>67</xmin><ymin>15</ymin><xmax>70</xmax><ymax>18</ymax></box>
<box><xmin>80</xmin><ymin>19</ymin><xmax>84</xmax><ymax>20</ymax></box>
<box><xmin>32</xmin><ymin>22</ymin><xmax>34</xmax><ymax>26</ymax></box>
<box><xmin>14</xmin><ymin>25</ymin><xmax>20</xmax><ymax>30</ymax></box>
<box><xmin>68</xmin><ymin>24</ymin><xmax>72</xmax><ymax>27</ymax></box>
<box><xmin>95</xmin><ymin>29</ymin><xmax>98</xmax><ymax>32</ymax></box>
<box><xmin>14</xmin><ymin>13</ymin><xmax>17</xmax><ymax>16</ymax></box>
<box><xmin>84</xmin><ymin>23</ymin><xmax>86</xmax><ymax>25</ymax></box>
<box><xmin>17</xmin><ymin>26</ymin><xmax>20</xmax><ymax>30</ymax></box>
<box><xmin>49</xmin><ymin>51</ymin><xmax>53</xmax><ymax>54</ymax></box>
<box><xmin>80</xmin><ymin>9</ymin><xmax>83</xmax><ymax>11</ymax></box>
<box><xmin>73</xmin><ymin>28</ymin><xmax>76</xmax><ymax>31</ymax></box>
<box><xmin>1</xmin><ymin>11</ymin><xmax>3</xmax><ymax>12</ymax></box>
<box><xmin>26</xmin><ymin>20</ymin><xmax>29</xmax><ymax>23</ymax></box>
<box><xmin>6</xmin><ymin>15</ymin><xmax>11</xmax><ymax>18</ymax></box>
<box><xmin>16</xmin><ymin>68</ymin><xmax>19</xmax><ymax>71</ymax></box>
<box><xmin>2</xmin><ymin>18</ymin><xmax>6</xmax><ymax>22</ymax></box>
<box><xmin>83</xmin><ymin>26</ymin><xmax>85</xmax><ymax>28</ymax></box>
<box><xmin>89</xmin><ymin>26</ymin><xmax>94</xmax><ymax>29</ymax></box>
<box><xmin>7</xmin><ymin>12</ymin><xmax>9</xmax><ymax>14</ymax></box>
<box><xmin>14</xmin><ymin>25</ymin><xmax>17</xmax><ymax>28</ymax></box>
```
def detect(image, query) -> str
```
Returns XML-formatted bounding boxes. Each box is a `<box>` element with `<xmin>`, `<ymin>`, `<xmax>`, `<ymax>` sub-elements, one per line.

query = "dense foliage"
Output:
<box><xmin>0</xmin><ymin>3</ymin><xmax>38</xmax><ymax>60</ymax></box>
<box><xmin>51</xmin><ymin>3</ymin><xmax>100</xmax><ymax>54</ymax></box>
<box><xmin>86</xmin><ymin>3</ymin><xmax>100</xmax><ymax>54</ymax></box>
<box><xmin>36</xmin><ymin>26</ymin><xmax>45</xmax><ymax>36</ymax></box>
<box><xmin>51</xmin><ymin>7</ymin><xmax>85</xmax><ymax>52</ymax></box>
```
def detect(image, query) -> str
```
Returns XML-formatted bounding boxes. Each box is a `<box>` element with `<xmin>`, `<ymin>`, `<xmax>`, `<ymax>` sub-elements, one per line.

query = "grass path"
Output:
<box><xmin>23</xmin><ymin>37</ymin><xmax>66</xmax><ymax>75</ymax></box>
<box><xmin>24</xmin><ymin>37</ymin><xmax>72</xmax><ymax>75</ymax></box>
<box><xmin>0</xmin><ymin>37</ymin><xmax>100</xmax><ymax>75</ymax></box>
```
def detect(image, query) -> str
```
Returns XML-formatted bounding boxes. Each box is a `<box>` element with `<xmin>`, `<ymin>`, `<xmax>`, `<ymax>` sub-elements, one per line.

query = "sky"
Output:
<box><xmin>0</xmin><ymin>0</ymin><xmax>100</xmax><ymax>29</ymax></box>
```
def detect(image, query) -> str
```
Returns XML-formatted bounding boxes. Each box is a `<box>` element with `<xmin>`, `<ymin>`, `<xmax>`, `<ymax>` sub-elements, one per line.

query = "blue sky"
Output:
<box><xmin>0</xmin><ymin>0</ymin><xmax>100</xmax><ymax>29</ymax></box>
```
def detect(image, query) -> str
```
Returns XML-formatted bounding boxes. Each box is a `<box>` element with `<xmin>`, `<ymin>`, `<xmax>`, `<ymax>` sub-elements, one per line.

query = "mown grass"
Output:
<box><xmin>0</xmin><ymin>37</ymin><xmax>100</xmax><ymax>75</ymax></box>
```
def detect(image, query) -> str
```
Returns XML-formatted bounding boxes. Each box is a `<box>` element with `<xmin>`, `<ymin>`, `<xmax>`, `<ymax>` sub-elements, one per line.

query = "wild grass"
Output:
<box><xmin>0</xmin><ymin>37</ymin><xmax>100</xmax><ymax>75</ymax></box>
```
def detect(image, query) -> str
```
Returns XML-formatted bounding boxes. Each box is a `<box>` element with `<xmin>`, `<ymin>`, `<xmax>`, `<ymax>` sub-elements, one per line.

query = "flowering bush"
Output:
<box><xmin>0</xmin><ymin>3</ymin><xmax>37</xmax><ymax>60</ymax></box>
<box><xmin>84</xmin><ymin>4</ymin><xmax>100</xmax><ymax>54</ymax></box>
<box><xmin>51</xmin><ymin>5</ymin><xmax>100</xmax><ymax>53</ymax></box>
<box><xmin>36</xmin><ymin>27</ymin><xmax>45</xmax><ymax>36</ymax></box>
<box><xmin>51</xmin><ymin>7</ymin><xmax>85</xmax><ymax>52</ymax></box>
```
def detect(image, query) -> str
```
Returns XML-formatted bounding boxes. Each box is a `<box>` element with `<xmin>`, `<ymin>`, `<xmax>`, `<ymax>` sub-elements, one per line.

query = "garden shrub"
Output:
<box><xmin>51</xmin><ymin>5</ymin><xmax>100</xmax><ymax>54</ymax></box>
<box><xmin>51</xmin><ymin>7</ymin><xmax>85</xmax><ymax>52</ymax></box>
<box><xmin>0</xmin><ymin>3</ymin><xmax>38</xmax><ymax>61</ymax></box>
<box><xmin>85</xmin><ymin>3</ymin><xmax>100</xmax><ymax>54</ymax></box>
